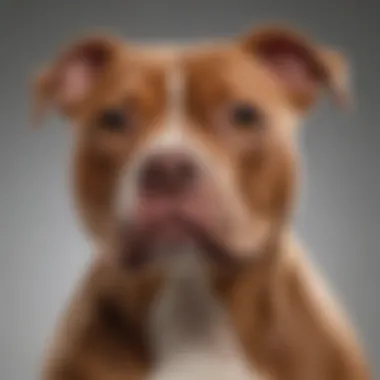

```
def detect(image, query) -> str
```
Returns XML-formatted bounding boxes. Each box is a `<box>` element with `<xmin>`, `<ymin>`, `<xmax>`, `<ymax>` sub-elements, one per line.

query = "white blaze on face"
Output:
<box><xmin>117</xmin><ymin>61</ymin><xmax>199</xmax><ymax>220</ymax></box>
<box><xmin>151</xmin><ymin>63</ymin><xmax>187</xmax><ymax>148</ymax></box>
<box><xmin>116</xmin><ymin>62</ymin><xmax>185</xmax><ymax>218</ymax></box>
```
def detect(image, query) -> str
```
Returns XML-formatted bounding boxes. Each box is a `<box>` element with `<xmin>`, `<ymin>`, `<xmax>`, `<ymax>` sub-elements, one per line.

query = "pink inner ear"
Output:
<box><xmin>59</xmin><ymin>59</ymin><xmax>93</xmax><ymax>105</ymax></box>
<box><xmin>263</xmin><ymin>53</ymin><xmax>317</xmax><ymax>95</ymax></box>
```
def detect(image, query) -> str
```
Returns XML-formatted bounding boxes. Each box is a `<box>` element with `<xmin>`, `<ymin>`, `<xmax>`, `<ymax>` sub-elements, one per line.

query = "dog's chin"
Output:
<box><xmin>117</xmin><ymin>213</ymin><xmax>243</xmax><ymax>271</ymax></box>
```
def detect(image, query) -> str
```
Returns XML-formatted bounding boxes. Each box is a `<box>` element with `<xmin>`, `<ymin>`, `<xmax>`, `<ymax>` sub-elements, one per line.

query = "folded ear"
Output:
<box><xmin>239</xmin><ymin>25</ymin><xmax>351</xmax><ymax>112</ymax></box>
<box><xmin>32</xmin><ymin>35</ymin><xmax>122</xmax><ymax>125</ymax></box>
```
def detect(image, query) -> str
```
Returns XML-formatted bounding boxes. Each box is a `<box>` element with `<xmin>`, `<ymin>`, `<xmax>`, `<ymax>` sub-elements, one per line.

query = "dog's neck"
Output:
<box><xmin>145</xmin><ymin>245</ymin><xmax>262</xmax><ymax>380</ymax></box>
<box><xmin>149</xmin><ymin>247</ymin><xmax>221</xmax><ymax>355</ymax></box>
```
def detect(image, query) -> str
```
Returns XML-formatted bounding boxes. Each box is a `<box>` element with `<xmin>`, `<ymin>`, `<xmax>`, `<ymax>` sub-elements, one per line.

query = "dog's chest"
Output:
<box><xmin>146</xmin><ymin>251</ymin><xmax>261</xmax><ymax>380</ymax></box>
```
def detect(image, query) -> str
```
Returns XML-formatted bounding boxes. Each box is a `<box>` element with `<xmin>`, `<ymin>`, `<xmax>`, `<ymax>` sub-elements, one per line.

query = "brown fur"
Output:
<box><xmin>34</xmin><ymin>25</ymin><xmax>370</xmax><ymax>380</ymax></box>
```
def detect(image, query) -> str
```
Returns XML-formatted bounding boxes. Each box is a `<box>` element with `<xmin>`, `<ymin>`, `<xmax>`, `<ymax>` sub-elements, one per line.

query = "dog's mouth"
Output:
<box><xmin>117</xmin><ymin>195</ymin><xmax>240</xmax><ymax>271</ymax></box>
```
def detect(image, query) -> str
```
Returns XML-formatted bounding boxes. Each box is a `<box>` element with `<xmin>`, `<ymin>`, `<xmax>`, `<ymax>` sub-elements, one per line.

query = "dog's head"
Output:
<box><xmin>33</xmin><ymin>25</ymin><xmax>349</xmax><ymax>268</ymax></box>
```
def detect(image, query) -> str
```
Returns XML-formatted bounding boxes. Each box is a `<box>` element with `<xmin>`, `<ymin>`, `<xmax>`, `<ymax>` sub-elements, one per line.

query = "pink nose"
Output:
<box><xmin>138</xmin><ymin>151</ymin><xmax>199</xmax><ymax>196</ymax></box>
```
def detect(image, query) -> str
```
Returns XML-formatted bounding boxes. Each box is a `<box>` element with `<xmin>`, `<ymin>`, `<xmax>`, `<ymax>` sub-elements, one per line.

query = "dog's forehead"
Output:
<box><xmin>127</xmin><ymin>41</ymin><xmax>227</xmax><ymax>63</ymax></box>
<box><xmin>125</xmin><ymin>40</ymin><xmax>261</xmax><ymax>81</ymax></box>
<box><xmin>118</xmin><ymin>42</ymin><xmax>285</xmax><ymax>110</ymax></box>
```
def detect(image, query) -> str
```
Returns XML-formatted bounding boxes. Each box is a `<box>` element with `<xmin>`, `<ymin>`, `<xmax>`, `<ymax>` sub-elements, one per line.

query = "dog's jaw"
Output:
<box><xmin>146</xmin><ymin>245</ymin><xmax>264</xmax><ymax>380</ymax></box>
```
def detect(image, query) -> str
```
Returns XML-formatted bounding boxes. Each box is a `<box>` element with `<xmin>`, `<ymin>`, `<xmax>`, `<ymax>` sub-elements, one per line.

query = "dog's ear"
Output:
<box><xmin>32</xmin><ymin>35</ymin><xmax>122</xmax><ymax>125</ymax></box>
<box><xmin>239</xmin><ymin>25</ymin><xmax>351</xmax><ymax>112</ymax></box>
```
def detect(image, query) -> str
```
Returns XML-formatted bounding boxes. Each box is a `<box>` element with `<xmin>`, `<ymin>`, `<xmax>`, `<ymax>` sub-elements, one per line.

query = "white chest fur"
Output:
<box><xmin>146</xmin><ymin>248</ymin><xmax>263</xmax><ymax>380</ymax></box>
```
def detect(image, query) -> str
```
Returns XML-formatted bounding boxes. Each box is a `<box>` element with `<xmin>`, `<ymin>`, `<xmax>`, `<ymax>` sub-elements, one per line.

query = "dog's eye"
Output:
<box><xmin>98</xmin><ymin>108</ymin><xmax>128</xmax><ymax>132</ymax></box>
<box><xmin>230</xmin><ymin>103</ymin><xmax>264</xmax><ymax>129</ymax></box>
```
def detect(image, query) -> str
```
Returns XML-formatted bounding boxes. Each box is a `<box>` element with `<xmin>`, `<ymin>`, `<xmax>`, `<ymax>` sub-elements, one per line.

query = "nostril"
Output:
<box><xmin>176</xmin><ymin>160</ymin><xmax>197</xmax><ymax>185</ymax></box>
<box><xmin>139</xmin><ymin>160</ymin><xmax>166</xmax><ymax>193</ymax></box>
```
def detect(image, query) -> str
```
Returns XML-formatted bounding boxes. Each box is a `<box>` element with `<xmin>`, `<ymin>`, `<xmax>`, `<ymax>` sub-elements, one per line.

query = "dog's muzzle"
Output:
<box><xmin>116</xmin><ymin>147</ymin><xmax>235</xmax><ymax>269</ymax></box>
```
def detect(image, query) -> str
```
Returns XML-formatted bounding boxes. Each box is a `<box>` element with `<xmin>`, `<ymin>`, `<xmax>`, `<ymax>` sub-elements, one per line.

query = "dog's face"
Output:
<box><xmin>34</xmin><ymin>26</ymin><xmax>349</xmax><ymax>267</ymax></box>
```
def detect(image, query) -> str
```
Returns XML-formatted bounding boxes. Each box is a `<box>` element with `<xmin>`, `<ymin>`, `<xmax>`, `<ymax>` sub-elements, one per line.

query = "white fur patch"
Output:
<box><xmin>117</xmin><ymin>63</ymin><xmax>190</xmax><ymax>219</ymax></box>
<box><xmin>152</xmin><ymin>64</ymin><xmax>187</xmax><ymax>147</ymax></box>
<box><xmin>146</xmin><ymin>246</ymin><xmax>264</xmax><ymax>380</ymax></box>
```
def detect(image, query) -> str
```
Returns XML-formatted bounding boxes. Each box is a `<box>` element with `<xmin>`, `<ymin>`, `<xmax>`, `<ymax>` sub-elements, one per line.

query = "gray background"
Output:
<box><xmin>0</xmin><ymin>0</ymin><xmax>379</xmax><ymax>378</ymax></box>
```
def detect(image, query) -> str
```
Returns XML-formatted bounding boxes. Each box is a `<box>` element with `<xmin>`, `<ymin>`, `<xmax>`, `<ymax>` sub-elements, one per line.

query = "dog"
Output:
<box><xmin>33</xmin><ymin>24</ymin><xmax>370</xmax><ymax>380</ymax></box>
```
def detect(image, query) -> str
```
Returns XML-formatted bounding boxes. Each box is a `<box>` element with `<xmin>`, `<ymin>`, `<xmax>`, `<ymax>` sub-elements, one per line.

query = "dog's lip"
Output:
<box><xmin>130</xmin><ymin>194</ymin><xmax>220</xmax><ymax>243</ymax></box>
<box><xmin>118</xmin><ymin>213</ymin><xmax>241</xmax><ymax>271</ymax></box>
<box><xmin>117</xmin><ymin>214</ymin><xmax>192</xmax><ymax>270</ymax></box>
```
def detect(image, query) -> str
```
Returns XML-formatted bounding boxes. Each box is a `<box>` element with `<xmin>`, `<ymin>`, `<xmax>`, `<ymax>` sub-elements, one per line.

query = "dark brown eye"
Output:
<box><xmin>98</xmin><ymin>108</ymin><xmax>128</xmax><ymax>132</ymax></box>
<box><xmin>230</xmin><ymin>102</ymin><xmax>264</xmax><ymax>128</ymax></box>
